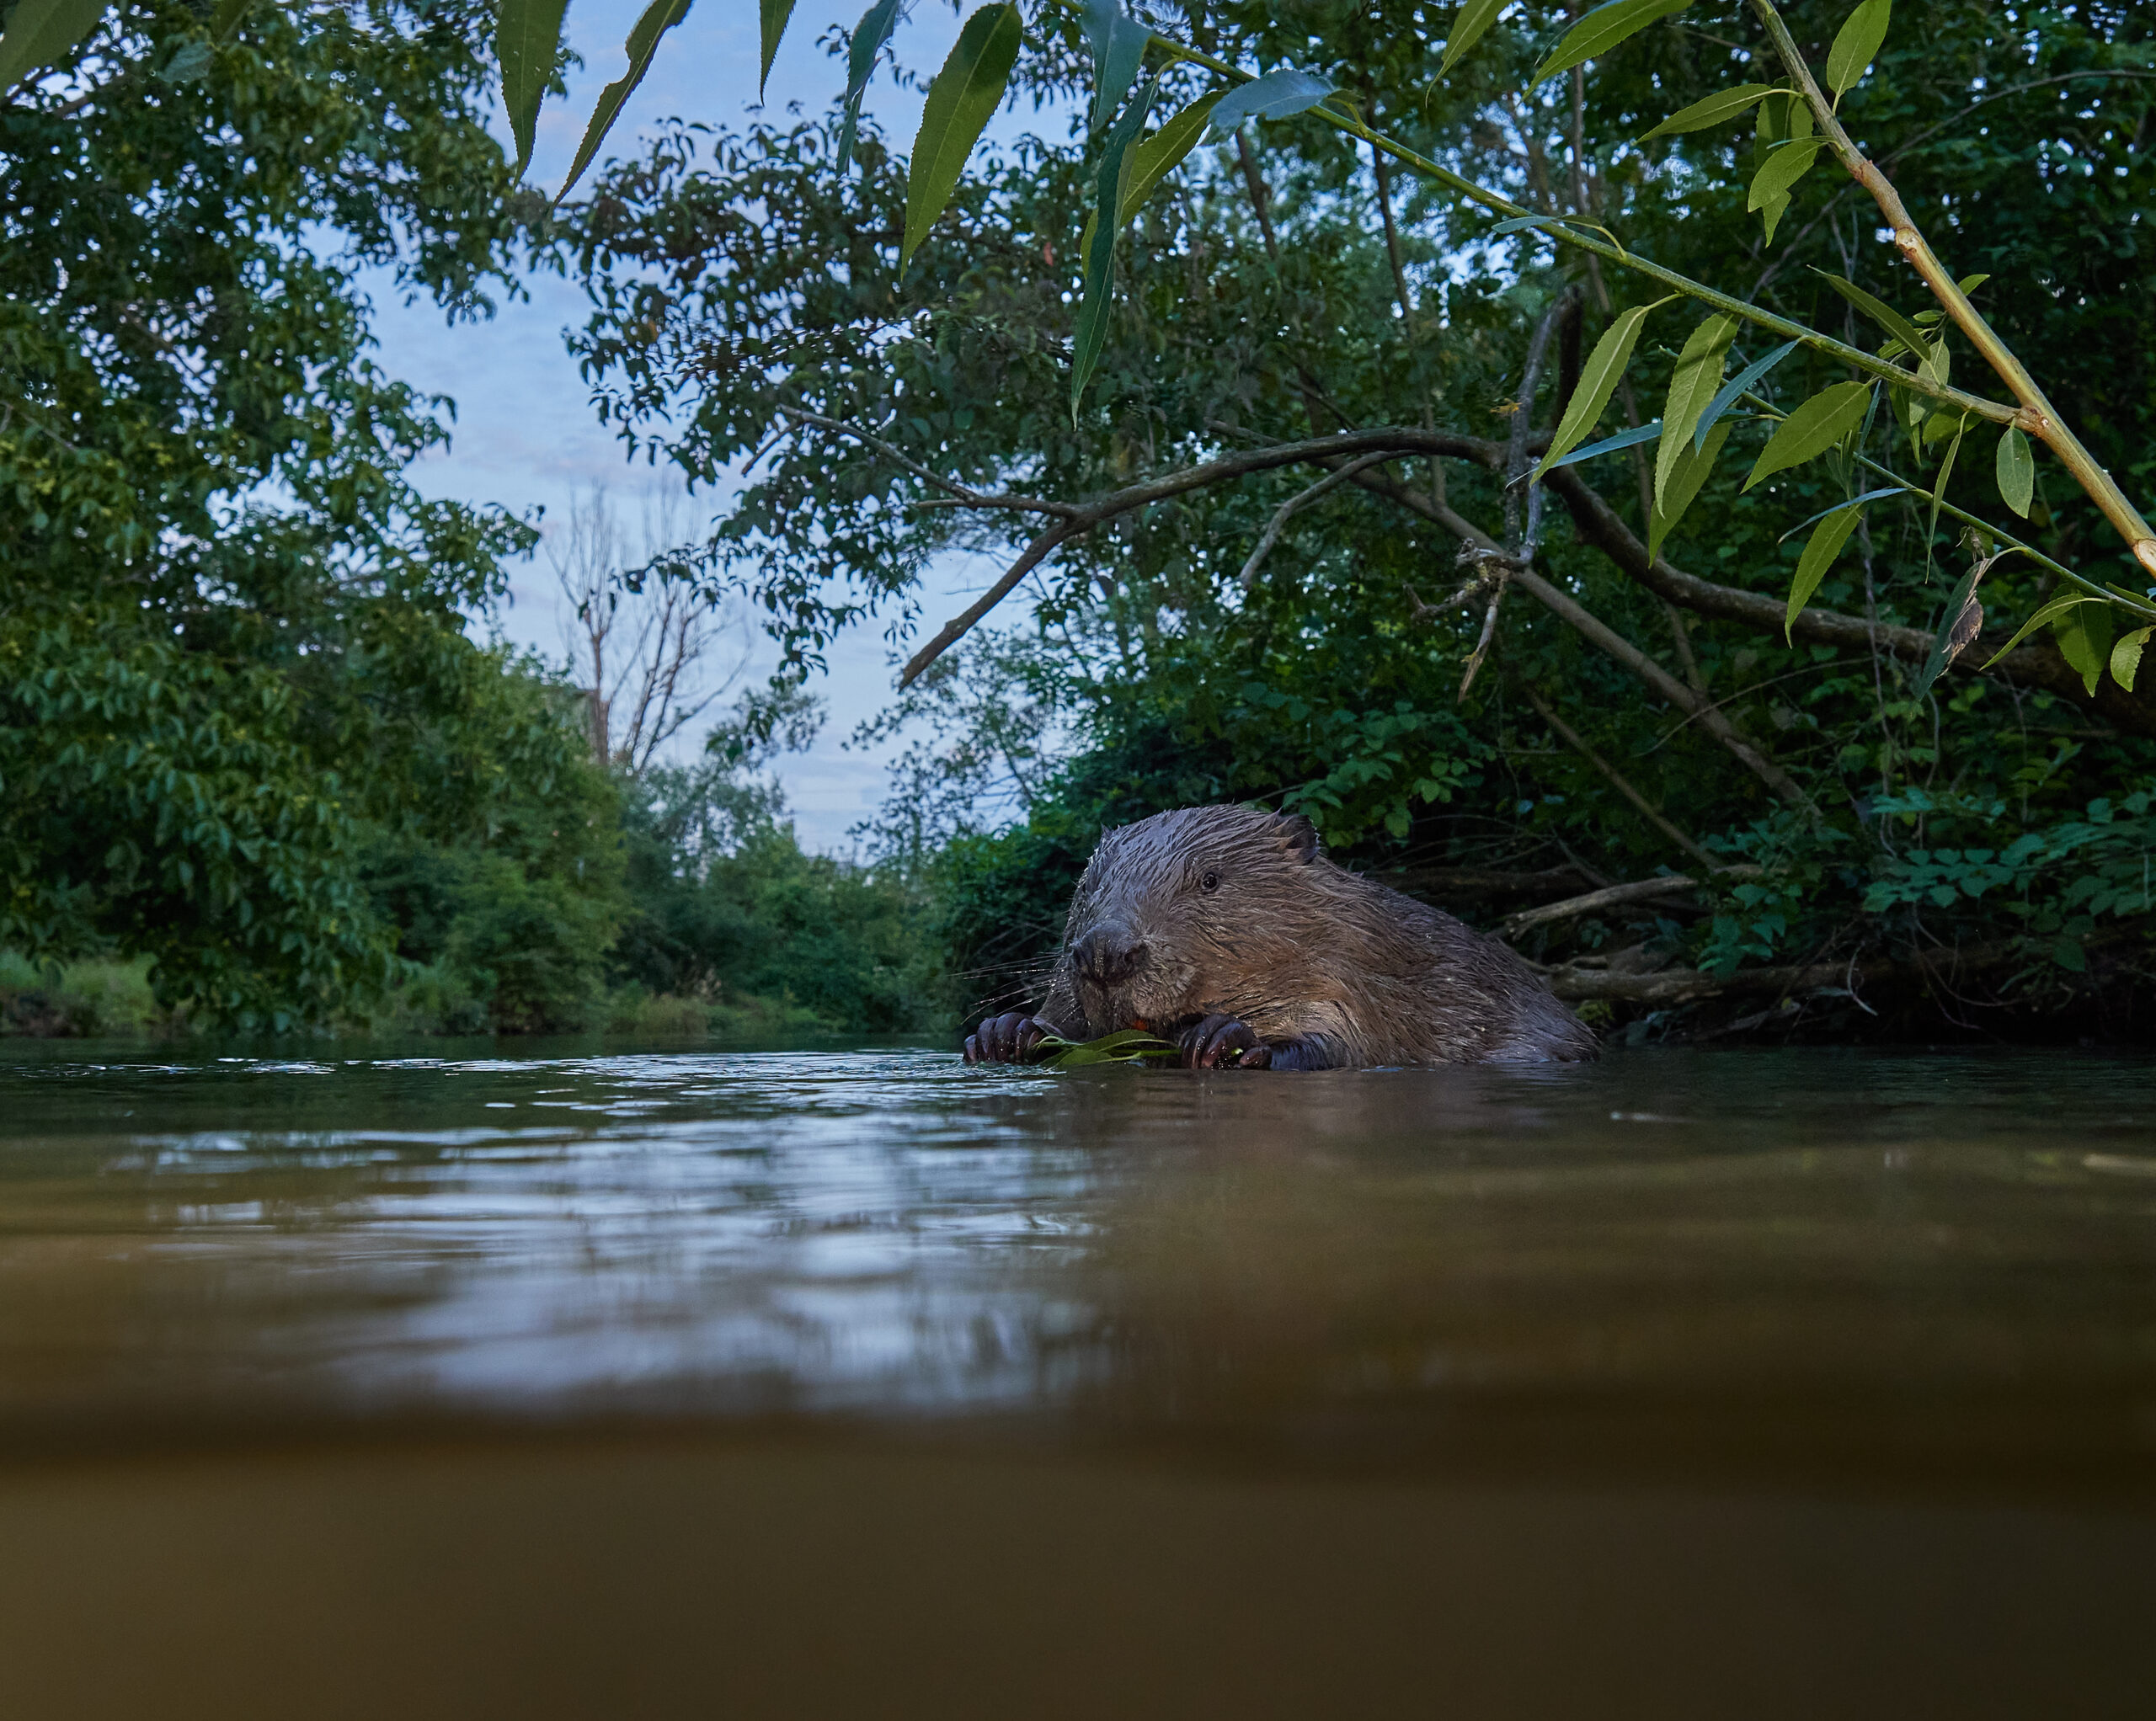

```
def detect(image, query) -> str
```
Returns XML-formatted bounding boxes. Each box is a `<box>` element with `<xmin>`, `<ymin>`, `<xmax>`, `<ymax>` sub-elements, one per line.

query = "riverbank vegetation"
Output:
<box><xmin>563</xmin><ymin>0</ymin><xmax>2156</xmax><ymax>1044</ymax></box>
<box><xmin>3</xmin><ymin>0</ymin><xmax>2150</xmax><ymax>1043</ymax></box>
<box><xmin>0</xmin><ymin>0</ymin><xmax>932</xmax><ymax>1038</ymax></box>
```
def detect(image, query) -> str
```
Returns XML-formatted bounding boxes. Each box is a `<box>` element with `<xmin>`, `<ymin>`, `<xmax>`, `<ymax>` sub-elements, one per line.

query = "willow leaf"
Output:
<box><xmin>1979</xmin><ymin>590</ymin><xmax>2104</xmax><ymax>670</ymax></box>
<box><xmin>2112</xmin><ymin>626</ymin><xmax>2153</xmax><ymax>694</ymax></box>
<box><xmin>1825</xmin><ymin>0</ymin><xmax>1892</xmax><ymax>98</ymax></box>
<box><xmin>0</xmin><ymin>0</ymin><xmax>113</xmax><ymax>88</ymax></box>
<box><xmin>2056</xmin><ymin>599</ymin><xmax>2115</xmax><ymax>695</ymax></box>
<box><xmin>1694</xmin><ymin>340</ymin><xmax>1797</xmax><ymax>450</ymax></box>
<box><xmin>1081</xmin><ymin>0</ymin><xmax>1149</xmax><ymax>132</ymax></box>
<box><xmin>902</xmin><ymin>4</ymin><xmax>1022</xmax><ymax>271</ymax></box>
<box><xmin>1657</xmin><ymin>313</ymin><xmax>1739</xmax><ymax>509</ymax></box>
<box><xmin>1531</xmin><ymin>0</ymin><xmax>1690</xmax><ymax>86</ymax></box>
<box><xmin>1541</xmin><ymin>418</ymin><xmax>1662</xmax><ymax>474</ymax></box>
<box><xmin>1743</xmin><ymin>381</ymin><xmax>1871</xmax><ymax>491</ymax></box>
<box><xmin>1531</xmin><ymin>300</ymin><xmax>1662</xmax><ymax>482</ymax></box>
<box><xmin>1070</xmin><ymin>77</ymin><xmax>1157</xmax><ymax>424</ymax></box>
<box><xmin>1639</xmin><ymin>83</ymin><xmax>1779</xmax><ymax>141</ymax></box>
<box><xmin>1777</xmin><ymin>488</ymin><xmax>1900</xmax><ymax>541</ymax></box>
<box><xmin>759</xmin><ymin>0</ymin><xmax>798</xmax><ymax>98</ymax></box>
<box><xmin>1786</xmin><ymin>504</ymin><xmax>1864</xmax><ymax>641</ymax></box>
<box><xmin>1438</xmin><ymin>0</ymin><xmax>1508</xmax><ymax>78</ymax></box>
<box><xmin>497</xmin><ymin>0</ymin><xmax>570</xmax><ymax>178</ymax></box>
<box><xmin>1648</xmin><ymin>421</ymin><xmax>1732</xmax><ymax>560</ymax></box>
<box><xmin>835</xmin><ymin>0</ymin><xmax>904</xmax><ymax>173</ymax></box>
<box><xmin>1038</xmin><ymin>1028</ymin><xmax>1178</xmax><ymax>1068</ymax></box>
<box><xmin>1912</xmin><ymin>551</ymin><xmax>1988</xmax><ymax>699</ymax></box>
<box><xmin>1748</xmin><ymin>136</ymin><xmax>1823</xmax><ymax>210</ymax></box>
<box><xmin>1205</xmin><ymin>68</ymin><xmax>1337</xmax><ymax>138</ymax></box>
<box><xmin>1810</xmin><ymin>269</ymin><xmax>1935</xmax><ymax>366</ymax></box>
<box><xmin>557</xmin><ymin>0</ymin><xmax>695</xmax><ymax>205</ymax></box>
<box><xmin>1926</xmin><ymin>418</ymin><xmax>1967</xmax><ymax>576</ymax></box>
<box><xmin>1118</xmin><ymin>90</ymin><xmax>1221</xmax><ymax>221</ymax></box>
<box><xmin>1996</xmin><ymin>424</ymin><xmax>2035</xmax><ymax>517</ymax></box>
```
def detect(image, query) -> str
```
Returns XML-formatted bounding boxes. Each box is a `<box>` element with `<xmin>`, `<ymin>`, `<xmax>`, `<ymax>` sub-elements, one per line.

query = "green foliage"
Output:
<box><xmin>1530</xmin><ymin>0</ymin><xmax>1694</xmax><ymax>87</ymax></box>
<box><xmin>0</xmin><ymin>0</ymin><xmax>632</xmax><ymax>1034</ymax></box>
<box><xmin>558</xmin><ymin>0</ymin><xmax>694</xmax><ymax>202</ymax></box>
<box><xmin>1534</xmin><ymin>300</ymin><xmax>1662</xmax><ymax>479</ymax></box>
<box><xmin>1038</xmin><ymin>1027</ymin><xmax>1178</xmax><ymax>1066</ymax></box>
<box><xmin>561</xmin><ymin>0</ymin><xmax>2156</xmax><ymax>1038</ymax></box>
<box><xmin>905</xmin><ymin>4</ymin><xmax>1023</xmax><ymax>272</ymax></box>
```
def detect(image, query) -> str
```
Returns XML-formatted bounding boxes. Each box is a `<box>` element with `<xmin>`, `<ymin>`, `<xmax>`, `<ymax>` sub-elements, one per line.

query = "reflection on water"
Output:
<box><xmin>3</xmin><ymin>1044</ymin><xmax>2156</xmax><ymax>1484</ymax></box>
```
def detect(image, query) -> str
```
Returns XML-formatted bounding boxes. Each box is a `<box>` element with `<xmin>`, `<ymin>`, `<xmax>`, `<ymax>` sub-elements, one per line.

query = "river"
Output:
<box><xmin>2</xmin><ymin>1042</ymin><xmax>2151</xmax><ymax>1717</ymax></box>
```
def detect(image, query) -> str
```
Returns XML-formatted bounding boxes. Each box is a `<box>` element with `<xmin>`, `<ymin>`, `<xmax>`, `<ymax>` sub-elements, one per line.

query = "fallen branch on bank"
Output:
<box><xmin>1378</xmin><ymin>864</ymin><xmax>1604</xmax><ymax>902</ymax></box>
<box><xmin>1544</xmin><ymin>928</ymin><xmax>2138</xmax><ymax>1006</ymax></box>
<box><xmin>1501</xmin><ymin>866</ymin><xmax>1764</xmax><ymax>938</ymax></box>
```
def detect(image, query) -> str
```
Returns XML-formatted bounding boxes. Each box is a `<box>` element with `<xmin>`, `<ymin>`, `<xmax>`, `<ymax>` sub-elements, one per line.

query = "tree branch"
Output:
<box><xmin>1538</xmin><ymin>463</ymin><xmax>2156</xmax><ymax>736</ymax></box>
<box><xmin>898</xmin><ymin>427</ymin><xmax>1506</xmax><ymax>685</ymax></box>
<box><xmin>782</xmin><ymin>408</ymin><xmax>1082</xmax><ymax>519</ymax></box>
<box><xmin>1350</xmin><ymin>453</ymin><xmax>1820</xmax><ymax>813</ymax></box>
<box><xmin>1516</xmin><ymin>684</ymin><xmax>1728</xmax><ymax>868</ymax></box>
<box><xmin>1239</xmin><ymin>453</ymin><xmax>1391</xmax><ymax>588</ymax></box>
<box><xmin>1748</xmin><ymin>0</ymin><xmax>2156</xmax><ymax>580</ymax></box>
<box><xmin>1502</xmin><ymin>868</ymin><xmax>1762</xmax><ymax>938</ymax></box>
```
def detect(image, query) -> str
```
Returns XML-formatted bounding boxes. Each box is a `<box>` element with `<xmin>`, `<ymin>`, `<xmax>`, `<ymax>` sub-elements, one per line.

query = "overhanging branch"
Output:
<box><xmin>897</xmin><ymin>427</ymin><xmax>1502</xmax><ymax>685</ymax></box>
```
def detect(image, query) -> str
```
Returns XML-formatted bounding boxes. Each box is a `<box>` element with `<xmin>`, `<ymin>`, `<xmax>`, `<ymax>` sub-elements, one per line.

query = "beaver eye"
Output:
<box><xmin>1200</xmin><ymin>870</ymin><xmax>1220</xmax><ymax>892</ymax></box>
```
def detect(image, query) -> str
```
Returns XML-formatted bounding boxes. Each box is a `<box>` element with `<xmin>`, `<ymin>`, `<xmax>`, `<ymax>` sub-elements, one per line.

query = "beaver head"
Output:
<box><xmin>1058</xmin><ymin>804</ymin><xmax>1323</xmax><ymax>1036</ymax></box>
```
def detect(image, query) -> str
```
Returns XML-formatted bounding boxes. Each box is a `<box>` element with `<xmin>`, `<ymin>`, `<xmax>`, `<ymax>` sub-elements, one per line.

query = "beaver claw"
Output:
<box><xmin>1177</xmin><ymin>1014</ymin><xmax>1273</xmax><ymax>1070</ymax></box>
<box><xmin>964</xmin><ymin>1012</ymin><xmax>1054</xmax><ymax>1065</ymax></box>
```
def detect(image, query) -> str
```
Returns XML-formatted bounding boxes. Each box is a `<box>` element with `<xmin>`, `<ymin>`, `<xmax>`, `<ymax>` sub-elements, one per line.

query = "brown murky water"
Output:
<box><xmin>2</xmin><ymin>1043</ymin><xmax>2153</xmax><ymax>1717</ymax></box>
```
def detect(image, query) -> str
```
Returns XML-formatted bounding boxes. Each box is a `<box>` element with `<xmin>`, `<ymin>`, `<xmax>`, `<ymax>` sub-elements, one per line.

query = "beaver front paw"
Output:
<box><xmin>1177</xmin><ymin>1014</ymin><xmax>1273</xmax><ymax>1070</ymax></box>
<box><xmin>964</xmin><ymin>1012</ymin><xmax>1055</xmax><ymax>1064</ymax></box>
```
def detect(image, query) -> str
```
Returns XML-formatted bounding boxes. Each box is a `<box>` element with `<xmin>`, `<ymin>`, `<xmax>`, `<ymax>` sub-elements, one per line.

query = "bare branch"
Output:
<box><xmin>1371</xmin><ymin>141</ymin><xmax>1414</xmax><ymax>325</ymax></box>
<box><xmin>1238</xmin><ymin>453</ymin><xmax>1391</xmax><ymax>589</ymax></box>
<box><xmin>898</xmin><ymin>426</ymin><xmax>1508</xmax><ymax>686</ymax></box>
<box><xmin>1502</xmin><ymin>870</ymin><xmax>1763</xmax><ymax>938</ymax></box>
<box><xmin>1353</xmin><ymin>455</ymin><xmax>1820</xmax><ymax>813</ymax></box>
<box><xmin>1517</xmin><ymin>683</ymin><xmax>1727</xmax><ymax>869</ymax></box>
<box><xmin>1232</xmin><ymin>129</ymin><xmax>1280</xmax><ymax>262</ymax></box>
<box><xmin>1511</xmin><ymin>567</ymin><xmax>1819</xmax><ymax>816</ymax></box>
<box><xmin>781</xmin><ymin>408</ymin><xmax>1082</xmax><ymax>520</ymax></box>
<box><xmin>1545</xmin><ymin>925</ymin><xmax>2140</xmax><ymax>1005</ymax></box>
<box><xmin>900</xmin><ymin>520</ymin><xmax>1088</xmax><ymax>688</ymax></box>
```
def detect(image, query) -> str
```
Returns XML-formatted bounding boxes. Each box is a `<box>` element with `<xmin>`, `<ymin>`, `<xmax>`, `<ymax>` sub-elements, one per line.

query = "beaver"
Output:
<box><xmin>963</xmin><ymin>804</ymin><xmax>1599</xmax><ymax>1069</ymax></box>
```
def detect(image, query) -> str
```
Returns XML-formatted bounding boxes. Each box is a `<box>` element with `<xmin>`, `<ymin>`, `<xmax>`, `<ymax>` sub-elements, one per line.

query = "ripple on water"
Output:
<box><xmin>0</xmin><ymin>1044</ymin><xmax>2151</xmax><ymax>1484</ymax></box>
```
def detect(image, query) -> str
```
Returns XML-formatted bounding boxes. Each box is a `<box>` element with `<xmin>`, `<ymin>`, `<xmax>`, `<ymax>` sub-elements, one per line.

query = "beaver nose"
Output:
<box><xmin>1073</xmin><ymin>926</ymin><xmax>1149</xmax><ymax>987</ymax></box>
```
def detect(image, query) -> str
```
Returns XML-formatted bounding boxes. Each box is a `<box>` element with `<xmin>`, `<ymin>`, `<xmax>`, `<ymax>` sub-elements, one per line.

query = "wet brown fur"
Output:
<box><xmin>1036</xmin><ymin>806</ymin><xmax>1599</xmax><ymax>1067</ymax></box>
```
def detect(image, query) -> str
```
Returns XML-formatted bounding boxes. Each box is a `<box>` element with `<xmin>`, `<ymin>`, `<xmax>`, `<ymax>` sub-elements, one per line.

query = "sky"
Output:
<box><xmin>367</xmin><ymin>0</ymin><xmax>1050</xmax><ymax>852</ymax></box>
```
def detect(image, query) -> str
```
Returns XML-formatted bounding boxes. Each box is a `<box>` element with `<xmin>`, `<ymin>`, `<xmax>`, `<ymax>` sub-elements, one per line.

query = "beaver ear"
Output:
<box><xmin>1270</xmin><ymin>813</ymin><xmax>1320</xmax><ymax>864</ymax></box>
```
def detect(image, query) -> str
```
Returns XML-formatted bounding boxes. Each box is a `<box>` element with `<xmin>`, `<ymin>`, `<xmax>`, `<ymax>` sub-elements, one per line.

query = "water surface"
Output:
<box><xmin>4</xmin><ymin>1042</ymin><xmax>2153</xmax><ymax>1488</ymax></box>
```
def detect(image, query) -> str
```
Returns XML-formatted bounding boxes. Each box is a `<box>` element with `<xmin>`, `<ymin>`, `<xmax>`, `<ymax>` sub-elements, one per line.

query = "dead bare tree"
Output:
<box><xmin>549</xmin><ymin>487</ymin><xmax>754</xmax><ymax>776</ymax></box>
